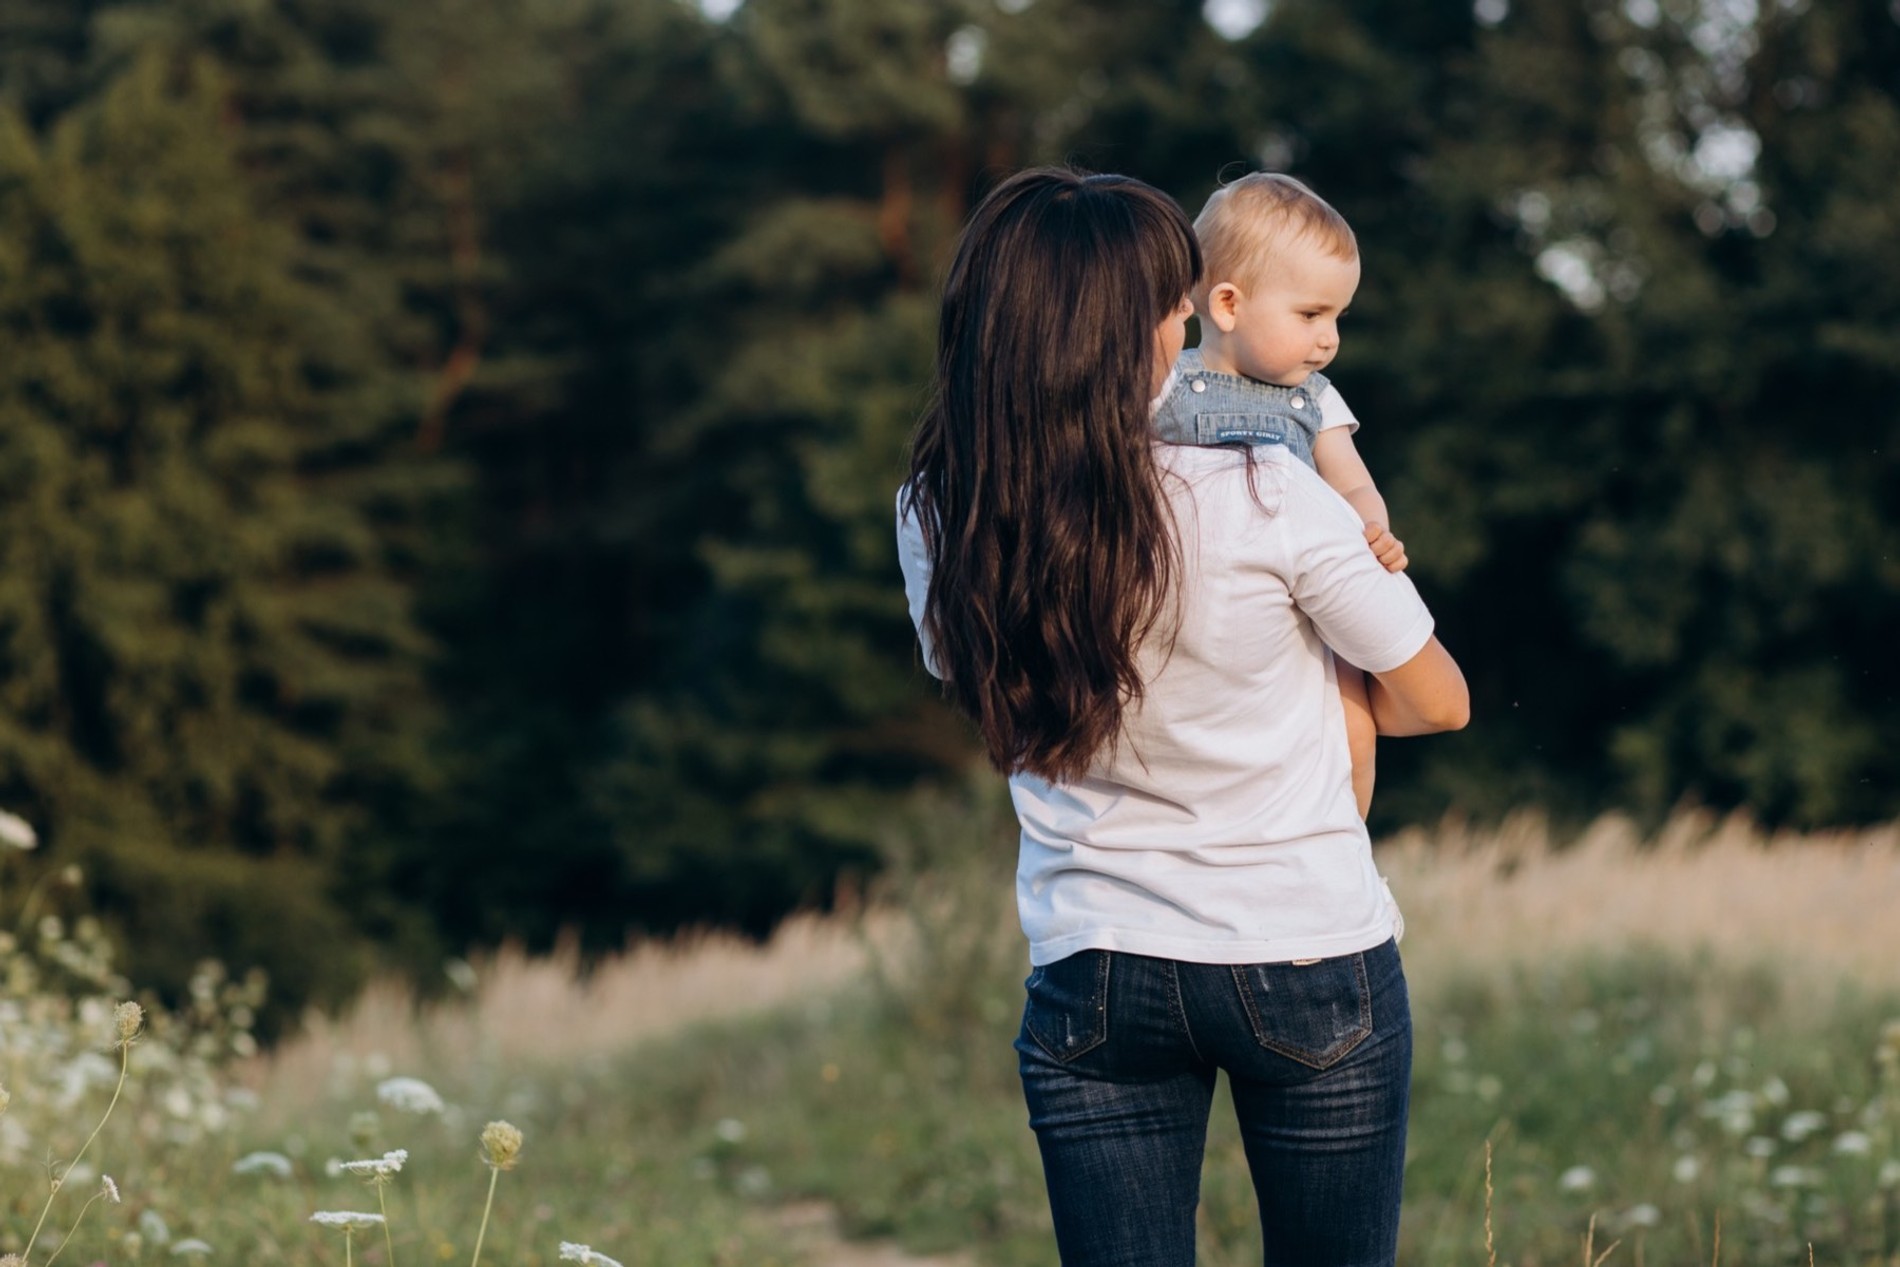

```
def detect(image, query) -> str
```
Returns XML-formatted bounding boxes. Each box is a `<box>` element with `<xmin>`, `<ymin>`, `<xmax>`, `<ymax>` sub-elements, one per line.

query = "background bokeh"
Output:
<box><xmin>1</xmin><ymin>0</ymin><xmax>1896</xmax><ymax>1022</ymax></box>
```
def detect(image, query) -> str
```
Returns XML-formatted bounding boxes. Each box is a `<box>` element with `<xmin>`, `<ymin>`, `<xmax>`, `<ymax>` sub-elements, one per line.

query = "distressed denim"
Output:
<box><xmin>1015</xmin><ymin>938</ymin><xmax>1411</xmax><ymax>1267</ymax></box>
<box><xmin>1152</xmin><ymin>348</ymin><xmax>1331</xmax><ymax>471</ymax></box>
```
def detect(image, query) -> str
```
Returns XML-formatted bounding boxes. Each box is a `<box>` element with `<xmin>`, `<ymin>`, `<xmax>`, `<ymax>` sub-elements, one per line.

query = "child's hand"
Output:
<box><xmin>1363</xmin><ymin>521</ymin><xmax>1408</xmax><ymax>572</ymax></box>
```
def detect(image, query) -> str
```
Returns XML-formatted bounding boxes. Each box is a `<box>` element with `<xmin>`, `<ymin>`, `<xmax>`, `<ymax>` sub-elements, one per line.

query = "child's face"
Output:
<box><xmin>1215</xmin><ymin>248</ymin><xmax>1361</xmax><ymax>387</ymax></box>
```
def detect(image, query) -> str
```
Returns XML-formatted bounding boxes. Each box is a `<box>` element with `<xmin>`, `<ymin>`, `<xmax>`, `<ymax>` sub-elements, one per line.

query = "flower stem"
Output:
<box><xmin>23</xmin><ymin>1040</ymin><xmax>128</xmax><ymax>1259</ymax></box>
<box><xmin>347</xmin><ymin>1228</ymin><xmax>355</xmax><ymax>1267</ymax></box>
<box><xmin>378</xmin><ymin>1182</ymin><xmax>398</xmax><ymax>1267</ymax></box>
<box><xmin>468</xmin><ymin>1166</ymin><xmax>501</xmax><ymax>1267</ymax></box>
<box><xmin>39</xmin><ymin>1191</ymin><xmax>103</xmax><ymax>1267</ymax></box>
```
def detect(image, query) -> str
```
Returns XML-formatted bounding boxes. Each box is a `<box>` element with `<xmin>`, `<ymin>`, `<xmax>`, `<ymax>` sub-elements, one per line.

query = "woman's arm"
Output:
<box><xmin>1366</xmin><ymin>636</ymin><xmax>1469</xmax><ymax>736</ymax></box>
<box><xmin>1276</xmin><ymin>463</ymin><xmax>1468</xmax><ymax>734</ymax></box>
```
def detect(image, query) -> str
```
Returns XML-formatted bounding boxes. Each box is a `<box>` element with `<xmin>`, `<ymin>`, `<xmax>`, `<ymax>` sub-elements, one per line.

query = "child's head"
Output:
<box><xmin>1192</xmin><ymin>172</ymin><xmax>1359</xmax><ymax>387</ymax></box>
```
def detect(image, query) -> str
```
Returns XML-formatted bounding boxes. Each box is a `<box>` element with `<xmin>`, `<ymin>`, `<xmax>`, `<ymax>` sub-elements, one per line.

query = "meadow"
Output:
<box><xmin>5</xmin><ymin>804</ymin><xmax>1900</xmax><ymax>1267</ymax></box>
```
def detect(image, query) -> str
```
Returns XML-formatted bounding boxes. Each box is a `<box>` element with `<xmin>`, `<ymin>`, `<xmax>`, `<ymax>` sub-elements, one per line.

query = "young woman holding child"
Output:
<box><xmin>896</xmin><ymin>168</ymin><xmax>1469</xmax><ymax>1266</ymax></box>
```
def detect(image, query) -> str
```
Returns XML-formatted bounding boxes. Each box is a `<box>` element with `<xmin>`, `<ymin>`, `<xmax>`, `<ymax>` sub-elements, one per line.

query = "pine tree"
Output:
<box><xmin>0</xmin><ymin>52</ymin><xmax>442</xmax><ymax>1015</ymax></box>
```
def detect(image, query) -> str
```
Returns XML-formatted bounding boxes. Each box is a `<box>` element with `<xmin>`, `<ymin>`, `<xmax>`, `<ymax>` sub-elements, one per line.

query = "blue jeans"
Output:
<box><xmin>1015</xmin><ymin>939</ymin><xmax>1411</xmax><ymax>1267</ymax></box>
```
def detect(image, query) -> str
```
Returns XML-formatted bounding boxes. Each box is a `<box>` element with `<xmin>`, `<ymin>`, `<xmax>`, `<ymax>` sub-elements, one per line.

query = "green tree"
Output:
<box><xmin>0</xmin><ymin>53</ymin><xmax>442</xmax><ymax>1016</ymax></box>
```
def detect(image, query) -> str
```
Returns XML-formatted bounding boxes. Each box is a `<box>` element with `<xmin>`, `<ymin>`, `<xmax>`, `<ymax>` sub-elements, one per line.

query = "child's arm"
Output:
<box><xmin>1337</xmin><ymin>661</ymin><xmax>1377</xmax><ymax>819</ymax></box>
<box><xmin>1313</xmin><ymin>427</ymin><xmax>1406</xmax><ymax>572</ymax></box>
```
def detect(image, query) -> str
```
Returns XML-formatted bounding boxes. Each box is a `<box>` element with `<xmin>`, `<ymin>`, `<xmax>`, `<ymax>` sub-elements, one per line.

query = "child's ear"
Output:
<box><xmin>1205</xmin><ymin>283</ymin><xmax>1243</xmax><ymax>333</ymax></box>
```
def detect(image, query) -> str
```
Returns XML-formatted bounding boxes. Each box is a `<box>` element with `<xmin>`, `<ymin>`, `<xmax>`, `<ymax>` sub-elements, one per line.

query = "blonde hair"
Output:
<box><xmin>1191</xmin><ymin>172</ymin><xmax>1357</xmax><ymax>309</ymax></box>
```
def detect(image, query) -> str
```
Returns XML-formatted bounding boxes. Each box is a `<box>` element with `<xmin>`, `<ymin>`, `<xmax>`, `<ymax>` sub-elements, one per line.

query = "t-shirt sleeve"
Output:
<box><xmin>1317</xmin><ymin>384</ymin><xmax>1360</xmax><ymax>433</ymax></box>
<box><xmin>894</xmin><ymin>485</ymin><xmax>945</xmax><ymax>679</ymax></box>
<box><xmin>1279</xmin><ymin>465</ymin><xmax>1433</xmax><ymax>673</ymax></box>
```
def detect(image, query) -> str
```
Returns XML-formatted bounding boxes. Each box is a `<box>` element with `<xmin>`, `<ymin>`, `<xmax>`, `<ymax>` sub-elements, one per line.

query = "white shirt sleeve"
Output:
<box><xmin>1317</xmin><ymin>384</ymin><xmax>1360</xmax><ymax>433</ymax></box>
<box><xmin>894</xmin><ymin>485</ymin><xmax>945</xmax><ymax>679</ymax></box>
<box><xmin>1278</xmin><ymin>464</ymin><xmax>1433</xmax><ymax>673</ymax></box>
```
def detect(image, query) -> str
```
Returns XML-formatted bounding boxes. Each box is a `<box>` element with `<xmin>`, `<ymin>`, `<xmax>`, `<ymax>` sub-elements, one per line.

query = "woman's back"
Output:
<box><xmin>901</xmin><ymin>441</ymin><xmax>1434</xmax><ymax>967</ymax></box>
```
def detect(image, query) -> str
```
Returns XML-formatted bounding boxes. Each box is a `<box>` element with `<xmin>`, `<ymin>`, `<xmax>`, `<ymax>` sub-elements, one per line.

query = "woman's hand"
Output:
<box><xmin>1366</xmin><ymin>636</ymin><xmax>1469</xmax><ymax>736</ymax></box>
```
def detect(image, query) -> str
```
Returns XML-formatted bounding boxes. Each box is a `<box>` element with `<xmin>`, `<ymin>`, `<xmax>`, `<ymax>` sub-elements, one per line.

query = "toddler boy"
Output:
<box><xmin>1154</xmin><ymin>172</ymin><xmax>1404</xmax><ymax>818</ymax></box>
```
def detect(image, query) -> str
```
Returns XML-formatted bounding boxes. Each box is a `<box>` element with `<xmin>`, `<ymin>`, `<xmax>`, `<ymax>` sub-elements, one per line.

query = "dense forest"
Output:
<box><xmin>1</xmin><ymin>0</ymin><xmax>1895</xmax><ymax>1018</ymax></box>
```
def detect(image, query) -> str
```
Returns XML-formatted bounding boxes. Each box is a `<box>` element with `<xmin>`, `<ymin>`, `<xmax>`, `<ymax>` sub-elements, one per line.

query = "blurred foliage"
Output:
<box><xmin>0</xmin><ymin>0</ymin><xmax>1895</xmax><ymax>1013</ymax></box>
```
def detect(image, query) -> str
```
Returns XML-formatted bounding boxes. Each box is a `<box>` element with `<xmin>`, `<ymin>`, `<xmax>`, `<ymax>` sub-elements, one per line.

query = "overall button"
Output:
<box><xmin>1190</xmin><ymin>378</ymin><xmax>1206</xmax><ymax>393</ymax></box>
<box><xmin>1290</xmin><ymin>394</ymin><xmax>1306</xmax><ymax>409</ymax></box>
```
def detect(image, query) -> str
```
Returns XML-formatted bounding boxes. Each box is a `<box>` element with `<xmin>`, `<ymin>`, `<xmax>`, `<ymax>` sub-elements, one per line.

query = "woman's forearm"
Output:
<box><xmin>1366</xmin><ymin>638</ymin><xmax>1470</xmax><ymax>736</ymax></box>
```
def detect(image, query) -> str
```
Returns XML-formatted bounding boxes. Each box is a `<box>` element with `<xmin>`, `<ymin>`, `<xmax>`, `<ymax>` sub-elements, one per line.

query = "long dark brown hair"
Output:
<box><xmin>904</xmin><ymin>168</ymin><xmax>1202</xmax><ymax>783</ymax></box>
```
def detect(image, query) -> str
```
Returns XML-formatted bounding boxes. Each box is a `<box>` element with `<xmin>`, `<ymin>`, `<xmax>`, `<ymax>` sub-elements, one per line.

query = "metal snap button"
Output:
<box><xmin>1290</xmin><ymin>394</ymin><xmax>1306</xmax><ymax>410</ymax></box>
<box><xmin>1190</xmin><ymin>378</ymin><xmax>1206</xmax><ymax>393</ymax></box>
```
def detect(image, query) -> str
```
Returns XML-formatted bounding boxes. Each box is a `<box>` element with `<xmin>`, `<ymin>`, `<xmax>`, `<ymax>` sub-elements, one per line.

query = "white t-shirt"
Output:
<box><xmin>896</xmin><ymin>443</ymin><xmax>1435</xmax><ymax>966</ymax></box>
<box><xmin>1318</xmin><ymin>383</ymin><xmax>1360</xmax><ymax>433</ymax></box>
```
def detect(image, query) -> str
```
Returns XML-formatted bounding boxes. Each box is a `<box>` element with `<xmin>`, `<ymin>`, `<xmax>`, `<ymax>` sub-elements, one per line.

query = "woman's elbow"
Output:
<box><xmin>1428</xmin><ymin>690</ymin><xmax>1471</xmax><ymax>733</ymax></box>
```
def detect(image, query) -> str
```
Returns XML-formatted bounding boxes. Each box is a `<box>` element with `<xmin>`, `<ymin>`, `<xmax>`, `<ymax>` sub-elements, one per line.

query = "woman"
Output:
<box><xmin>896</xmin><ymin>168</ymin><xmax>1468</xmax><ymax>1267</ymax></box>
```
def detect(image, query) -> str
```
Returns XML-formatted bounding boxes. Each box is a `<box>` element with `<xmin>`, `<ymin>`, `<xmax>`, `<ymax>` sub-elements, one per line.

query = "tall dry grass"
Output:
<box><xmin>250</xmin><ymin>910</ymin><xmax>904</xmax><ymax>1118</ymax></box>
<box><xmin>254</xmin><ymin>810</ymin><xmax>1900</xmax><ymax>1096</ymax></box>
<box><xmin>1383</xmin><ymin>809</ymin><xmax>1900</xmax><ymax>991</ymax></box>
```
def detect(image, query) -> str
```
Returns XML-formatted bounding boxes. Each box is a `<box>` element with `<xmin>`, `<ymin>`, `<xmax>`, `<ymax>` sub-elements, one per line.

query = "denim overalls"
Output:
<box><xmin>1152</xmin><ymin>348</ymin><xmax>1330</xmax><ymax>471</ymax></box>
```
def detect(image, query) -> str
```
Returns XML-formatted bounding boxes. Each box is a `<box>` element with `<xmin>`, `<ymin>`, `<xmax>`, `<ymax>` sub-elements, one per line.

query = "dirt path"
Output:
<box><xmin>770</xmin><ymin>1200</ymin><xmax>975</xmax><ymax>1267</ymax></box>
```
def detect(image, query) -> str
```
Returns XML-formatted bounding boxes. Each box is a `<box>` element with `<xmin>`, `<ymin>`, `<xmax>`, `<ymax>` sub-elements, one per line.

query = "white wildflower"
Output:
<box><xmin>1621</xmin><ymin>1203</ymin><xmax>1662</xmax><ymax>1228</ymax></box>
<box><xmin>1877</xmin><ymin>1019</ymin><xmax>1900</xmax><ymax>1066</ymax></box>
<box><xmin>1879</xmin><ymin>1159</ymin><xmax>1900</xmax><ymax>1187</ymax></box>
<box><xmin>338</xmin><ymin>1149</ymin><xmax>408</xmax><ymax>1179</ymax></box>
<box><xmin>377</xmin><ymin>1077</ymin><xmax>445</xmax><ymax>1115</ymax></box>
<box><xmin>232</xmin><ymin>1151</ymin><xmax>295</xmax><ymax>1177</ymax></box>
<box><xmin>1672</xmin><ymin>1154</ymin><xmax>1702</xmax><ymax>1183</ymax></box>
<box><xmin>103</xmin><ymin>1174</ymin><xmax>121</xmax><ymax>1202</ymax></box>
<box><xmin>1745</xmin><ymin>1135</ymin><xmax>1776</xmax><ymax>1158</ymax></box>
<box><xmin>713</xmin><ymin>1117</ymin><xmax>747</xmax><ymax>1144</ymax></box>
<box><xmin>1833</xmin><ymin>1131</ymin><xmax>1872</xmax><ymax>1155</ymax></box>
<box><xmin>140</xmin><ymin>1208</ymin><xmax>173</xmax><ymax>1244</ymax></box>
<box><xmin>1770</xmin><ymin>1165</ymin><xmax>1821</xmax><ymax>1188</ymax></box>
<box><xmin>1781</xmin><ymin>1110</ymin><xmax>1828</xmax><ymax>1142</ymax></box>
<box><xmin>1558</xmin><ymin>1165</ymin><xmax>1597</xmax><ymax>1192</ymax></box>
<box><xmin>310</xmin><ymin>1212</ymin><xmax>386</xmax><ymax>1229</ymax></box>
<box><xmin>1761</xmin><ymin>1076</ymin><xmax>1791</xmax><ymax>1107</ymax></box>
<box><xmin>558</xmin><ymin>1243</ymin><xmax>626</xmax><ymax>1267</ymax></box>
<box><xmin>171</xmin><ymin>1239</ymin><xmax>214</xmax><ymax>1258</ymax></box>
<box><xmin>444</xmin><ymin>958</ymin><xmax>479</xmax><ymax>993</ymax></box>
<box><xmin>114</xmin><ymin>1000</ymin><xmax>144</xmax><ymax>1047</ymax></box>
<box><xmin>0</xmin><ymin>809</ymin><xmax>37</xmax><ymax>850</ymax></box>
<box><xmin>1701</xmin><ymin>1089</ymin><xmax>1755</xmax><ymax>1135</ymax></box>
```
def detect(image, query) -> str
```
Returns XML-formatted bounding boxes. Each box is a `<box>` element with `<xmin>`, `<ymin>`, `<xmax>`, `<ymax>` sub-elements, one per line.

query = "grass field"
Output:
<box><xmin>6</xmin><ymin>804</ymin><xmax>1900</xmax><ymax>1266</ymax></box>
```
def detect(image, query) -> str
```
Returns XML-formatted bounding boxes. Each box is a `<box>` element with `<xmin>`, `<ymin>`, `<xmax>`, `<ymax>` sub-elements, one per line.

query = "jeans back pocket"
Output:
<box><xmin>1022</xmin><ymin>950</ymin><xmax>1112</xmax><ymax>1063</ymax></box>
<box><xmin>1230</xmin><ymin>953</ymin><xmax>1373</xmax><ymax>1070</ymax></box>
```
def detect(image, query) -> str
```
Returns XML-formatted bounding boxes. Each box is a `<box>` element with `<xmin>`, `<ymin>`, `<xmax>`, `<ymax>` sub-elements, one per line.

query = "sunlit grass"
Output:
<box><xmin>7</xmin><ymin>805</ymin><xmax>1900</xmax><ymax>1265</ymax></box>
